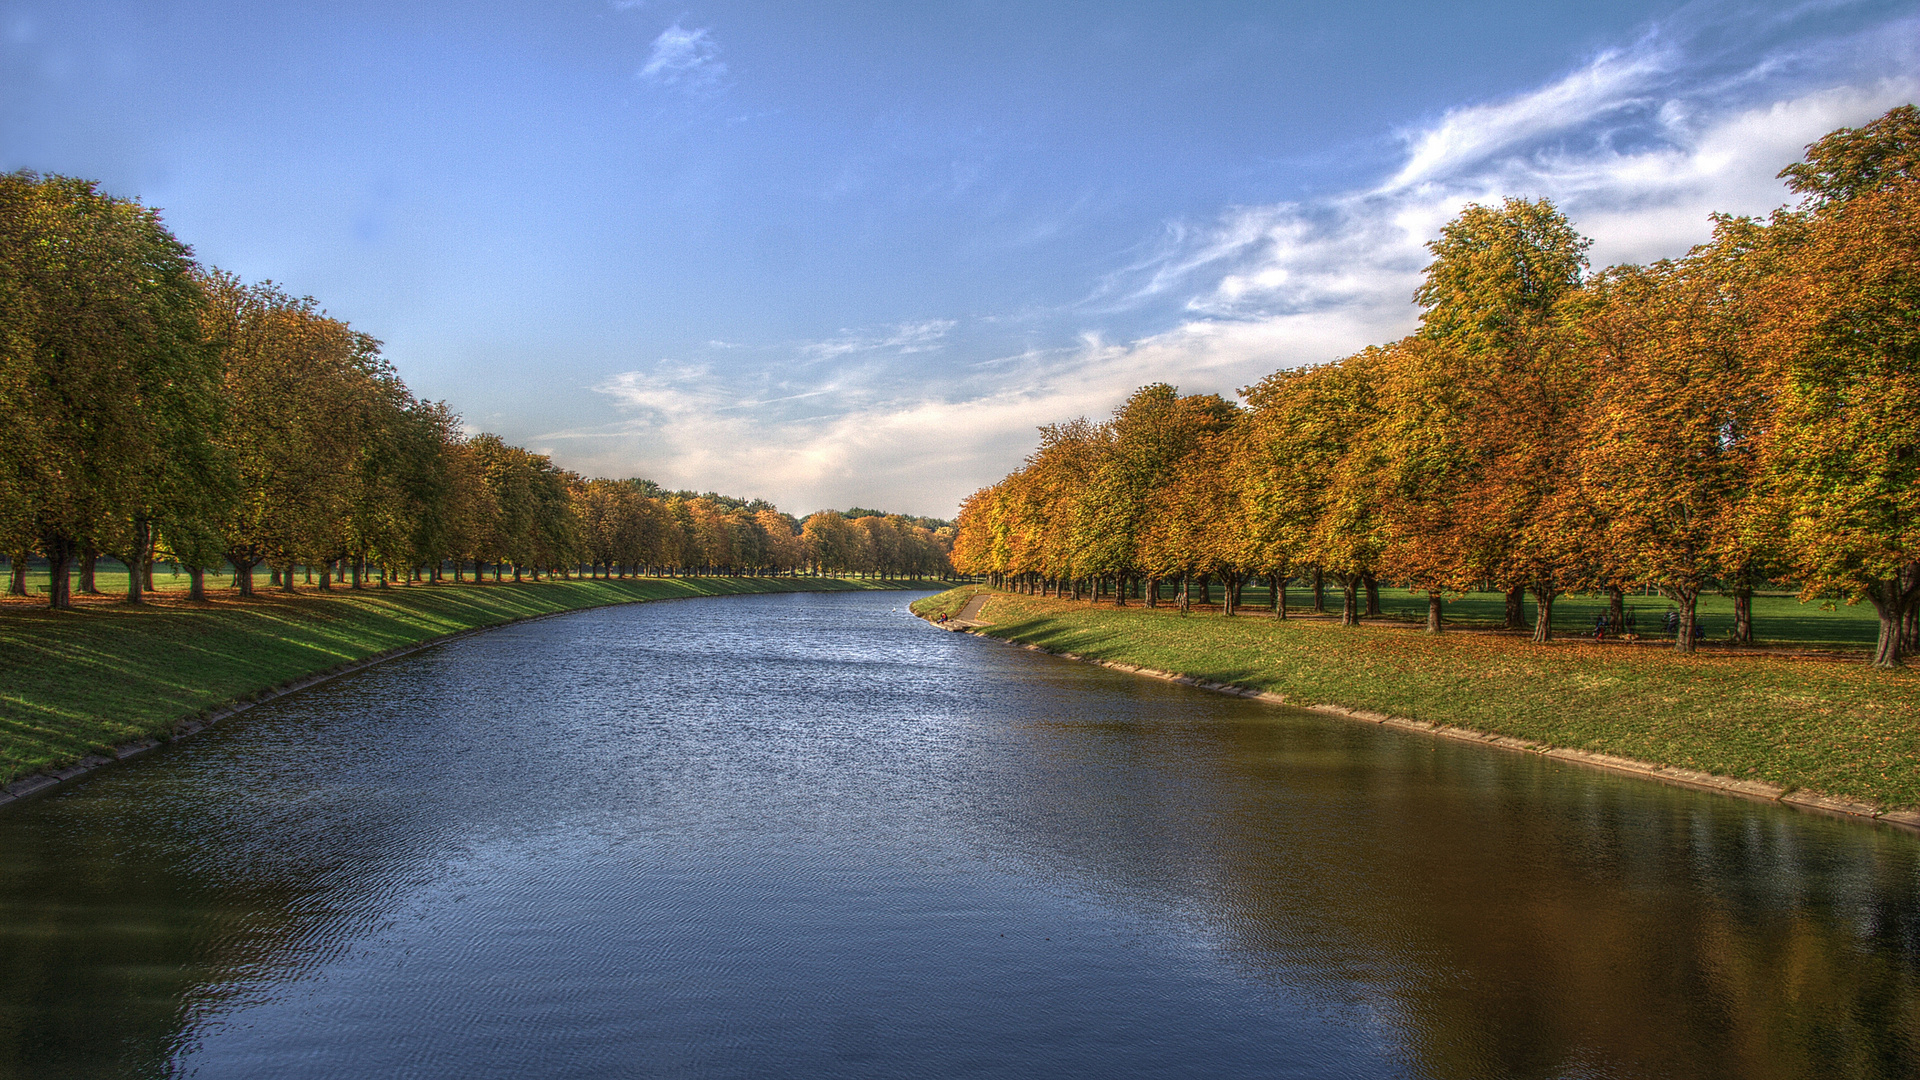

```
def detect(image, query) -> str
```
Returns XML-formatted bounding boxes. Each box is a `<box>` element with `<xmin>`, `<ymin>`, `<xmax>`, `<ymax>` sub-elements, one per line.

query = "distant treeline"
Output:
<box><xmin>0</xmin><ymin>174</ymin><xmax>953</xmax><ymax>606</ymax></box>
<box><xmin>952</xmin><ymin>107</ymin><xmax>1920</xmax><ymax>668</ymax></box>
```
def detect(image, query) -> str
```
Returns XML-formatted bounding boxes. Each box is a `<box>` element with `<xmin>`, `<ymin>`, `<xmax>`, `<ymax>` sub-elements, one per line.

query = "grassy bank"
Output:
<box><xmin>1</xmin><ymin>576</ymin><xmax>936</xmax><ymax>786</ymax></box>
<box><xmin>913</xmin><ymin>586</ymin><xmax>1920</xmax><ymax>809</ymax></box>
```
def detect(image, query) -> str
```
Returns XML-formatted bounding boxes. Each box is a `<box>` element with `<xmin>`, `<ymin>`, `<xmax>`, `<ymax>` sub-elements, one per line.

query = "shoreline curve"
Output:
<box><xmin>0</xmin><ymin>580</ymin><xmax>938</xmax><ymax>812</ymax></box>
<box><xmin>922</xmin><ymin>612</ymin><xmax>1920</xmax><ymax>836</ymax></box>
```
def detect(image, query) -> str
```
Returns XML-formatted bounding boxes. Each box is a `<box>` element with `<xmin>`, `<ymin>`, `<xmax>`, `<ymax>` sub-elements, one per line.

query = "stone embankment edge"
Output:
<box><xmin>0</xmin><ymin>580</ymin><xmax>934</xmax><ymax>812</ymax></box>
<box><xmin>924</xmin><ymin>613</ymin><xmax>1920</xmax><ymax>835</ymax></box>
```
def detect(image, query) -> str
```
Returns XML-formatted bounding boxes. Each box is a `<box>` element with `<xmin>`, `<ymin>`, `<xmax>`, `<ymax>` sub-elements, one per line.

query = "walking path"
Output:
<box><xmin>943</xmin><ymin>593</ymin><xmax>990</xmax><ymax>629</ymax></box>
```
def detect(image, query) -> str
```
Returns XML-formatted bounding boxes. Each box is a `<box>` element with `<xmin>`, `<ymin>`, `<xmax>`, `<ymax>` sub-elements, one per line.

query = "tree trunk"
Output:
<box><xmin>1904</xmin><ymin>590</ymin><xmax>1919</xmax><ymax>659</ymax></box>
<box><xmin>231</xmin><ymin>557</ymin><xmax>259</xmax><ymax>597</ymax></box>
<box><xmin>1270</xmin><ymin>573</ymin><xmax>1286</xmax><ymax>619</ymax></box>
<box><xmin>1670</xmin><ymin>587</ymin><xmax>1699</xmax><ymax>655</ymax></box>
<box><xmin>9</xmin><ymin>553</ymin><xmax>28</xmax><ymax>597</ymax></box>
<box><xmin>1530</xmin><ymin>584</ymin><xmax>1556</xmax><ymax>643</ymax></box>
<box><xmin>1505</xmin><ymin>586</ymin><xmax>1525</xmax><ymax>630</ymax></box>
<box><xmin>78</xmin><ymin>547</ymin><xmax>99</xmax><ymax>595</ymax></box>
<box><xmin>1865</xmin><ymin>566</ymin><xmax>1920</xmax><ymax>669</ymax></box>
<box><xmin>1177</xmin><ymin>572</ymin><xmax>1190</xmax><ymax>614</ymax></box>
<box><xmin>187</xmin><ymin>566</ymin><xmax>206</xmax><ymax>602</ymax></box>
<box><xmin>1609</xmin><ymin>587</ymin><xmax>1625</xmax><ymax>637</ymax></box>
<box><xmin>44</xmin><ymin>536</ymin><xmax>73</xmax><ymax>610</ymax></box>
<box><xmin>1731</xmin><ymin>570</ymin><xmax>1754</xmax><ymax>645</ymax></box>
<box><xmin>1426</xmin><ymin>592</ymin><xmax>1443</xmax><ymax>634</ymax></box>
<box><xmin>1145</xmin><ymin>577</ymin><xmax>1158</xmax><ymax>608</ymax></box>
<box><xmin>125</xmin><ymin>518</ymin><xmax>156</xmax><ymax>605</ymax></box>
<box><xmin>1339</xmin><ymin>576</ymin><xmax>1359</xmax><ymax>626</ymax></box>
<box><xmin>1312</xmin><ymin>568</ymin><xmax>1325</xmax><ymax>614</ymax></box>
<box><xmin>1363</xmin><ymin>573</ymin><xmax>1380</xmax><ymax>617</ymax></box>
<box><xmin>1226</xmin><ymin>573</ymin><xmax>1243</xmax><ymax>617</ymax></box>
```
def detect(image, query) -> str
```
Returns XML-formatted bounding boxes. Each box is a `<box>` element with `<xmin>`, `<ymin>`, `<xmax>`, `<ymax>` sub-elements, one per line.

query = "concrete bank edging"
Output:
<box><xmin>1</xmin><ymin>580</ymin><xmax>938</xmax><ymax>812</ymax></box>
<box><xmin>930</xmin><ymin>616</ymin><xmax>1920</xmax><ymax>835</ymax></box>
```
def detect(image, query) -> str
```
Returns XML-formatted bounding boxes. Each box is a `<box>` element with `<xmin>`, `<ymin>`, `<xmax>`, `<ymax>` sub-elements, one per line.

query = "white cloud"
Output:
<box><xmin>1116</xmin><ymin>13</ymin><xmax>1919</xmax><ymax>326</ymax></box>
<box><xmin>639</xmin><ymin>25</ymin><xmax>726</xmax><ymax>93</ymax></box>
<box><xmin>798</xmin><ymin>319</ymin><xmax>957</xmax><ymax>362</ymax></box>
<box><xmin>1384</xmin><ymin>45</ymin><xmax>1670</xmax><ymax>192</ymax></box>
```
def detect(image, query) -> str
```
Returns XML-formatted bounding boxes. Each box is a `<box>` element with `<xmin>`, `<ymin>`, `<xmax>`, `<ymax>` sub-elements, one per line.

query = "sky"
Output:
<box><xmin>3</xmin><ymin>1</ymin><xmax>1916</xmax><ymax>518</ymax></box>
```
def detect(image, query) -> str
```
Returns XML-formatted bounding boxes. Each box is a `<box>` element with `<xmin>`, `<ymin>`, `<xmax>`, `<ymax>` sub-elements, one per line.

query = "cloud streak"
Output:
<box><xmin>798</xmin><ymin>319</ymin><xmax>957</xmax><ymax>361</ymax></box>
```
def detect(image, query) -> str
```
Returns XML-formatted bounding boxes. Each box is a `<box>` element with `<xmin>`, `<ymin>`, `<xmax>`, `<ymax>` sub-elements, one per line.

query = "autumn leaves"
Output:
<box><xmin>952</xmin><ymin>107</ymin><xmax>1920</xmax><ymax>668</ymax></box>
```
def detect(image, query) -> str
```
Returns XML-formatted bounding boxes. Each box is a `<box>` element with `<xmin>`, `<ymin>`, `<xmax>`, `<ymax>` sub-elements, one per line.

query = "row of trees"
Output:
<box><xmin>0</xmin><ymin>172</ymin><xmax>952</xmax><ymax>604</ymax></box>
<box><xmin>952</xmin><ymin>107</ymin><xmax>1920</xmax><ymax>667</ymax></box>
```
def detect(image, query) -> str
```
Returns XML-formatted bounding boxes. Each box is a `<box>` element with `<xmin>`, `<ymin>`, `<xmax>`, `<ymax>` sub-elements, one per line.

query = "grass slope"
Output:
<box><xmin>914</xmin><ymin>586</ymin><xmax>1920</xmax><ymax>809</ymax></box>
<box><xmin>1</xmin><ymin>576</ymin><xmax>932</xmax><ymax>785</ymax></box>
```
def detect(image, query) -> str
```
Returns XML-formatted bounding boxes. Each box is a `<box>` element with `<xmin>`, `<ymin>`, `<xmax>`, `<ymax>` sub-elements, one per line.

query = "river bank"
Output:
<box><xmin>0</xmin><ymin>576</ymin><xmax>939</xmax><ymax>798</ymax></box>
<box><xmin>912</xmin><ymin>586</ymin><xmax>1920</xmax><ymax>824</ymax></box>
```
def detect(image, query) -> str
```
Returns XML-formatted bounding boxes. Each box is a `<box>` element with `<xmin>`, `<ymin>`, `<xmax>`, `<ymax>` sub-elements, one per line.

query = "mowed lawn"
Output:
<box><xmin>917</xmin><ymin>587</ymin><xmax>1920</xmax><ymax>809</ymax></box>
<box><xmin>0</xmin><ymin>576</ymin><xmax>930</xmax><ymax>785</ymax></box>
<box><xmin>1159</xmin><ymin>582</ymin><xmax>1882</xmax><ymax>649</ymax></box>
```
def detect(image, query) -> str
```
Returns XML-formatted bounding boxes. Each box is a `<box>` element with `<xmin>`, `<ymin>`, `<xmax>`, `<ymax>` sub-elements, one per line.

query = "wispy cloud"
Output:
<box><xmin>640</xmin><ymin>24</ymin><xmax>726</xmax><ymax>94</ymax></box>
<box><xmin>798</xmin><ymin>320</ymin><xmax>957</xmax><ymax>362</ymax></box>
<box><xmin>1383</xmin><ymin>44</ymin><xmax>1670</xmax><ymax>192</ymax></box>
<box><xmin>1101</xmin><ymin>7</ymin><xmax>1920</xmax><ymax>328</ymax></box>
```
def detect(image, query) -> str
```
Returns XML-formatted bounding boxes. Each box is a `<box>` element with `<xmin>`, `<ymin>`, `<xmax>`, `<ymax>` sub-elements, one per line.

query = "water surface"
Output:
<box><xmin>1</xmin><ymin>590</ymin><xmax>1915</xmax><ymax>1078</ymax></box>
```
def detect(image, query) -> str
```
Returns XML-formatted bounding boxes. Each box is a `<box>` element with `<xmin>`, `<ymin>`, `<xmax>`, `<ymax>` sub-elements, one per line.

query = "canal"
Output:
<box><xmin>1</xmin><ymin>590</ymin><xmax>1915</xmax><ymax>1078</ymax></box>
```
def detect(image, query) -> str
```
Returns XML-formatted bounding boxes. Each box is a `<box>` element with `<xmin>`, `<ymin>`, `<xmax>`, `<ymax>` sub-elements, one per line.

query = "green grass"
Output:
<box><xmin>1</xmin><ymin>575</ymin><xmax>939</xmax><ymax>786</ymax></box>
<box><xmin>16</xmin><ymin>563</ymin><xmax>1878</xmax><ymax>647</ymax></box>
<box><xmin>1156</xmin><ymin>583</ymin><xmax>1881</xmax><ymax>649</ymax></box>
<box><xmin>908</xmin><ymin>586</ymin><xmax>985</xmax><ymax>621</ymax></box>
<box><xmin>913</xmin><ymin>587</ymin><xmax>1920</xmax><ymax>809</ymax></box>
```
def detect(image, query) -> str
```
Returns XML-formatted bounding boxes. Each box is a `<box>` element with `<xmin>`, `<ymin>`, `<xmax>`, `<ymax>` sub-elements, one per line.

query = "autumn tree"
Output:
<box><xmin>1763</xmin><ymin>106</ymin><xmax>1920</xmax><ymax>667</ymax></box>
<box><xmin>1413</xmin><ymin>197</ymin><xmax>1592</xmax><ymax>640</ymax></box>
<box><xmin>1370</xmin><ymin>336</ymin><xmax>1482</xmax><ymax>632</ymax></box>
<box><xmin>0</xmin><ymin>173</ymin><xmax>220</xmax><ymax>608</ymax></box>
<box><xmin>1576</xmin><ymin>218</ymin><xmax>1779</xmax><ymax>652</ymax></box>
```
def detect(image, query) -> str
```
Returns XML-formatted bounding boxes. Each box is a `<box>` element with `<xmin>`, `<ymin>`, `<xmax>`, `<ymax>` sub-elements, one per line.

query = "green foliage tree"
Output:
<box><xmin>0</xmin><ymin>172</ymin><xmax>219</xmax><ymax>609</ymax></box>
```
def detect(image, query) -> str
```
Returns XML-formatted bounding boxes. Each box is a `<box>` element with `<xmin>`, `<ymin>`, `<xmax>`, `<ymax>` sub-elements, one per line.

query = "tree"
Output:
<box><xmin>1577</xmin><ymin>219</ymin><xmax>1778</xmax><ymax>652</ymax></box>
<box><xmin>206</xmin><ymin>277</ymin><xmax>386</xmax><ymax>593</ymax></box>
<box><xmin>1413</xmin><ymin>198</ymin><xmax>1593</xmax><ymax>641</ymax></box>
<box><xmin>1368</xmin><ymin>336</ymin><xmax>1481</xmax><ymax>632</ymax></box>
<box><xmin>802</xmin><ymin>510</ymin><xmax>861</xmax><ymax>574</ymax></box>
<box><xmin>1778</xmin><ymin>104</ymin><xmax>1920</xmax><ymax>208</ymax></box>
<box><xmin>1763</xmin><ymin>137</ymin><xmax>1920</xmax><ymax>667</ymax></box>
<box><xmin>0</xmin><ymin>172</ymin><xmax>219</xmax><ymax>609</ymax></box>
<box><xmin>1242</xmin><ymin>358</ymin><xmax>1383</xmax><ymax>625</ymax></box>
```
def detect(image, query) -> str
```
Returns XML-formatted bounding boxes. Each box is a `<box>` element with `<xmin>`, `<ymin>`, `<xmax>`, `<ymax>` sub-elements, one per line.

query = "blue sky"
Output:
<box><xmin>3</xmin><ymin>1</ymin><xmax>1916</xmax><ymax>517</ymax></box>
